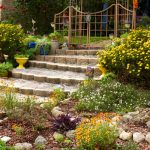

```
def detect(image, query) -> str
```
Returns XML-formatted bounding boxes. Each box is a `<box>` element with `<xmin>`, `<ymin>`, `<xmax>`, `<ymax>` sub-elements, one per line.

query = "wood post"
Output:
<box><xmin>114</xmin><ymin>0</ymin><xmax>118</xmax><ymax>37</ymax></box>
<box><xmin>68</xmin><ymin>6</ymin><xmax>72</xmax><ymax>45</ymax></box>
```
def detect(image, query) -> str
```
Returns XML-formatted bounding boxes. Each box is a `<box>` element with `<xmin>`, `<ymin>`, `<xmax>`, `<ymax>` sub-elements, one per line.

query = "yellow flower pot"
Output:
<box><xmin>15</xmin><ymin>58</ymin><xmax>28</xmax><ymax>69</ymax></box>
<box><xmin>97</xmin><ymin>64</ymin><xmax>107</xmax><ymax>76</ymax></box>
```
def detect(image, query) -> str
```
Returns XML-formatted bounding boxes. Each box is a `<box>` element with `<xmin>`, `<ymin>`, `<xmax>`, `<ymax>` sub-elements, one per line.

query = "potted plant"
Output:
<box><xmin>14</xmin><ymin>54</ymin><xmax>29</xmax><ymax>69</ymax></box>
<box><xmin>35</xmin><ymin>36</ymin><xmax>51</xmax><ymax>55</ymax></box>
<box><xmin>49</xmin><ymin>31</ymin><xmax>62</xmax><ymax>54</ymax></box>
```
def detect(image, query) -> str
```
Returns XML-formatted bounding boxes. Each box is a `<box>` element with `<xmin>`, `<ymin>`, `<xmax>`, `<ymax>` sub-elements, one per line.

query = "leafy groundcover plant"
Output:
<box><xmin>72</xmin><ymin>76</ymin><xmax>150</xmax><ymax>113</ymax></box>
<box><xmin>75</xmin><ymin>113</ymin><xmax>118</xmax><ymax>150</ymax></box>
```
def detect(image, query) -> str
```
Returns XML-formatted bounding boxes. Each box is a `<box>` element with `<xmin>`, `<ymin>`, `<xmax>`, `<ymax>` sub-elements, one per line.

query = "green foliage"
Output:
<box><xmin>35</xmin><ymin>36</ymin><xmax>51</xmax><ymax>55</ymax></box>
<box><xmin>0</xmin><ymin>62</ymin><xmax>13</xmax><ymax>77</ymax></box>
<box><xmin>121</xmin><ymin>141</ymin><xmax>139</xmax><ymax>150</ymax></box>
<box><xmin>0</xmin><ymin>23</ymin><xmax>25</xmax><ymax>55</ymax></box>
<box><xmin>98</xmin><ymin>29</ymin><xmax>150</xmax><ymax>87</ymax></box>
<box><xmin>13</xmin><ymin>0</ymin><xmax>69</xmax><ymax>34</ymax></box>
<box><xmin>115</xmin><ymin>141</ymin><xmax>139</xmax><ymax>150</ymax></box>
<box><xmin>72</xmin><ymin>79</ymin><xmax>150</xmax><ymax>113</ymax></box>
<box><xmin>0</xmin><ymin>140</ymin><xmax>6</xmax><ymax>150</ymax></box>
<box><xmin>49</xmin><ymin>31</ymin><xmax>62</xmax><ymax>41</ymax></box>
<box><xmin>14</xmin><ymin>54</ymin><xmax>29</xmax><ymax>58</ymax></box>
<box><xmin>138</xmin><ymin>16</ymin><xmax>150</xmax><ymax>28</ymax></box>
<box><xmin>52</xmin><ymin>88</ymin><xmax>66</xmax><ymax>102</ymax></box>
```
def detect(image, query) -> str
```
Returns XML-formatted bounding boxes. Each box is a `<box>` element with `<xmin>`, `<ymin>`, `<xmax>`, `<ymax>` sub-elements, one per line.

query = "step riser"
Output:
<box><xmin>35</xmin><ymin>56</ymin><xmax>98</xmax><ymax>65</ymax></box>
<box><xmin>29</xmin><ymin>61</ymin><xmax>101</xmax><ymax>76</ymax></box>
<box><xmin>55</xmin><ymin>49</ymin><xmax>99</xmax><ymax>55</ymax></box>
<box><xmin>12</xmin><ymin>72</ymin><xmax>83</xmax><ymax>86</ymax></box>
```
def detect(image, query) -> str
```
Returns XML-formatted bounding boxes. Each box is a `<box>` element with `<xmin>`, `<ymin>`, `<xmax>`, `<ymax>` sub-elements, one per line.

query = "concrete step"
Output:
<box><xmin>55</xmin><ymin>49</ymin><xmax>101</xmax><ymax>55</ymax></box>
<box><xmin>12</xmin><ymin>68</ymin><xmax>87</xmax><ymax>86</ymax></box>
<box><xmin>35</xmin><ymin>55</ymin><xmax>98</xmax><ymax>65</ymax></box>
<box><xmin>0</xmin><ymin>78</ymin><xmax>77</xmax><ymax>97</ymax></box>
<box><xmin>29</xmin><ymin>60</ymin><xmax>101</xmax><ymax>76</ymax></box>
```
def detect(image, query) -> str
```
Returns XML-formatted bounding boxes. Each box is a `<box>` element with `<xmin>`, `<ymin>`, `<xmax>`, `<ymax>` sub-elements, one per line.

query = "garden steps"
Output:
<box><xmin>35</xmin><ymin>55</ymin><xmax>98</xmax><ymax>65</ymax></box>
<box><xmin>54</xmin><ymin>49</ymin><xmax>101</xmax><ymax>55</ymax></box>
<box><xmin>9</xmin><ymin>48</ymin><xmax>101</xmax><ymax>97</ymax></box>
<box><xmin>12</xmin><ymin>68</ymin><xmax>88</xmax><ymax>85</ymax></box>
<box><xmin>29</xmin><ymin>61</ymin><xmax>100</xmax><ymax>76</ymax></box>
<box><xmin>0</xmin><ymin>78</ymin><xmax>76</xmax><ymax>97</ymax></box>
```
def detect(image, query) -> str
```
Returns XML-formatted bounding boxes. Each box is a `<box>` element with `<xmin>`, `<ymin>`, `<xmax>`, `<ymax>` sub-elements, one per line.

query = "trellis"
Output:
<box><xmin>54</xmin><ymin>0</ymin><xmax>136</xmax><ymax>45</ymax></box>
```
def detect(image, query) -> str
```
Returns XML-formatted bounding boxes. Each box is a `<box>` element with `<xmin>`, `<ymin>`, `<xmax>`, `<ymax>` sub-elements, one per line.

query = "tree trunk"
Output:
<box><xmin>0</xmin><ymin>51</ymin><xmax>5</xmax><ymax>63</ymax></box>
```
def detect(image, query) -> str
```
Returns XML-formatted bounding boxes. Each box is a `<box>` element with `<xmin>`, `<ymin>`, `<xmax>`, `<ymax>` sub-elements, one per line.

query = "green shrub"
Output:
<box><xmin>0</xmin><ymin>62</ymin><xmax>13</xmax><ymax>77</ymax></box>
<box><xmin>0</xmin><ymin>23</ymin><xmax>25</xmax><ymax>56</ymax></box>
<box><xmin>98</xmin><ymin>29</ymin><xmax>150</xmax><ymax>87</ymax></box>
<box><xmin>72</xmin><ymin>79</ymin><xmax>149</xmax><ymax>113</ymax></box>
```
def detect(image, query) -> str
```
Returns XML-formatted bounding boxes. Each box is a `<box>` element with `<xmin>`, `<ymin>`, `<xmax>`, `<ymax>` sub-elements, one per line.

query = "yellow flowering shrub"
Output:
<box><xmin>0</xmin><ymin>23</ymin><xmax>25</xmax><ymax>56</ymax></box>
<box><xmin>75</xmin><ymin>113</ymin><xmax>118</xmax><ymax>149</ymax></box>
<box><xmin>98</xmin><ymin>29</ymin><xmax>150</xmax><ymax>86</ymax></box>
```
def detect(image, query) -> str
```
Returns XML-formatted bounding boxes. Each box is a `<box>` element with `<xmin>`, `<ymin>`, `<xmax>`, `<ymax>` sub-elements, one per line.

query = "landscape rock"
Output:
<box><xmin>117</xmin><ymin>128</ymin><xmax>125</xmax><ymax>135</ymax></box>
<box><xmin>146</xmin><ymin>120</ymin><xmax>150</xmax><ymax>129</ymax></box>
<box><xmin>122</xmin><ymin>114</ymin><xmax>133</xmax><ymax>122</ymax></box>
<box><xmin>66</xmin><ymin>130</ymin><xmax>75</xmax><ymax>139</ymax></box>
<box><xmin>51</xmin><ymin>107</ymin><xmax>65</xmax><ymax>118</ymax></box>
<box><xmin>119</xmin><ymin>131</ymin><xmax>132</xmax><ymax>141</ymax></box>
<box><xmin>133</xmin><ymin>132</ymin><xmax>145</xmax><ymax>143</ymax></box>
<box><xmin>112</xmin><ymin>116</ymin><xmax>122</xmax><ymax>122</ymax></box>
<box><xmin>34</xmin><ymin>135</ymin><xmax>47</xmax><ymax>146</ymax></box>
<box><xmin>60</xmin><ymin>98</ymin><xmax>70</xmax><ymax>104</ymax></box>
<box><xmin>14</xmin><ymin>142</ymin><xmax>33</xmax><ymax>150</ymax></box>
<box><xmin>128</xmin><ymin>111</ymin><xmax>139</xmax><ymax>116</ymax></box>
<box><xmin>53</xmin><ymin>132</ymin><xmax>64</xmax><ymax>142</ymax></box>
<box><xmin>145</xmin><ymin>133</ymin><xmax>150</xmax><ymax>144</ymax></box>
<box><xmin>1</xmin><ymin>136</ymin><xmax>11</xmax><ymax>143</ymax></box>
<box><xmin>0</xmin><ymin>120</ymin><xmax>4</xmax><ymax>124</ymax></box>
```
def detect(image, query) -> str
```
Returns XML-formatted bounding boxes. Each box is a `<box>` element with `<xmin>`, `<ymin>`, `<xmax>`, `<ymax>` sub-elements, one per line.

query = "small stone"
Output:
<box><xmin>112</xmin><ymin>116</ymin><xmax>122</xmax><ymax>122</ymax></box>
<box><xmin>66</xmin><ymin>130</ymin><xmax>75</xmax><ymax>139</ymax></box>
<box><xmin>53</xmin><ymin>132</ymin><xmax>64</xmax><ymax>142</ymax></box>
<box><xmin>0</xmin><ymin>120</ymin><xmax>4</xmax><ymax>124</ymax></box>
<box><xmin>34</xmin><ymin>135</ymin><xmax>47</xmax><ymax>146</ymax></box>
<box><xmin>123</xmin><ymin>114</ymin><xmax>133</xmax><ymax>122</ymax></box>
<box><xmin>118</xmin><ymin>128</ymin><xmax>125</xmax><ymax>135</ymax></box>
<box><xmin>128</xmin><ymin>111</ymin><xmax>139</xmax><ymax>116</ymax></box>
<box><xmin>145</xmin><ymin>133</ymin><xmax>150</xmax><ymax>144</ymax></box>
<box><xmin>51</xmin><ymin>107</ymin><xmax>64</xmax><ymax>118</ymax></box>
<box><xmin>60</xmin><ymin>98</ymin><xmax>70</xmax><ymax>104</ymax></box>
<box><xmin>146</xmin><ymin>121</ymin><xmax>150</xmax><ymax>128</ymax></box>
<box><xmin>119</xmin><ymin>131</ymin><xmax>132</xmax><ymax>141</ymax></box>
<box><xmin>1</xmin><ymin>136</ymin><xmax>11</xmax><ymax>143</ymax></box>
<box><xmin>14</xmin><ymin>142</ymin><xmax>33</xmax><ymax>150</ymax></box>
<box><xmin>133</xmin><ymin>132</ymin><xmax>145</xmax><ymax>143</ymax></box>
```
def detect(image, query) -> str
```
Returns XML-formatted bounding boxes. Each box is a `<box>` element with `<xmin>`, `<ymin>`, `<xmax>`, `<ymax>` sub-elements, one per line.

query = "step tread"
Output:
<box><xmin>0</xmin><ymin>78</ymin><xmax>77</xmax><ymax>93</ymax></box>
<box><xmin>29</xmin><ymin>60</ymin><xmax>98</xmax><ymax>68</ymax></box>
<box><xmin>12</xmin><ymin>68</ymin><xmax>86</xmax><ymax>80</ymax></box>
<box><xmin>45</xmin><ymin>55</ymin><xmax>97</xmax><ymax>58</ymax></box>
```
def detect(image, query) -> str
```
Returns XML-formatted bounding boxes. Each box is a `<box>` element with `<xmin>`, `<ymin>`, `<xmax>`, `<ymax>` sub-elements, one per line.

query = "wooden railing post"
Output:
<box><xmin>114</xmin><ymin>0</ymin><xmax>118</xmax><ymax>37</ymax></box>
<box><xmin>68</xmin><ymin>5</ymin><xmax>72</xmax><ymax>46</ymax></box>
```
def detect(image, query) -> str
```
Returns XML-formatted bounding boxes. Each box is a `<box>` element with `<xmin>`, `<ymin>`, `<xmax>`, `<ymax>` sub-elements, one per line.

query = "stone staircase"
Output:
<box><xmin>1</xmin><ymin>49</ymin><xmax>102</xmax><ymax>97</ymax></box>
